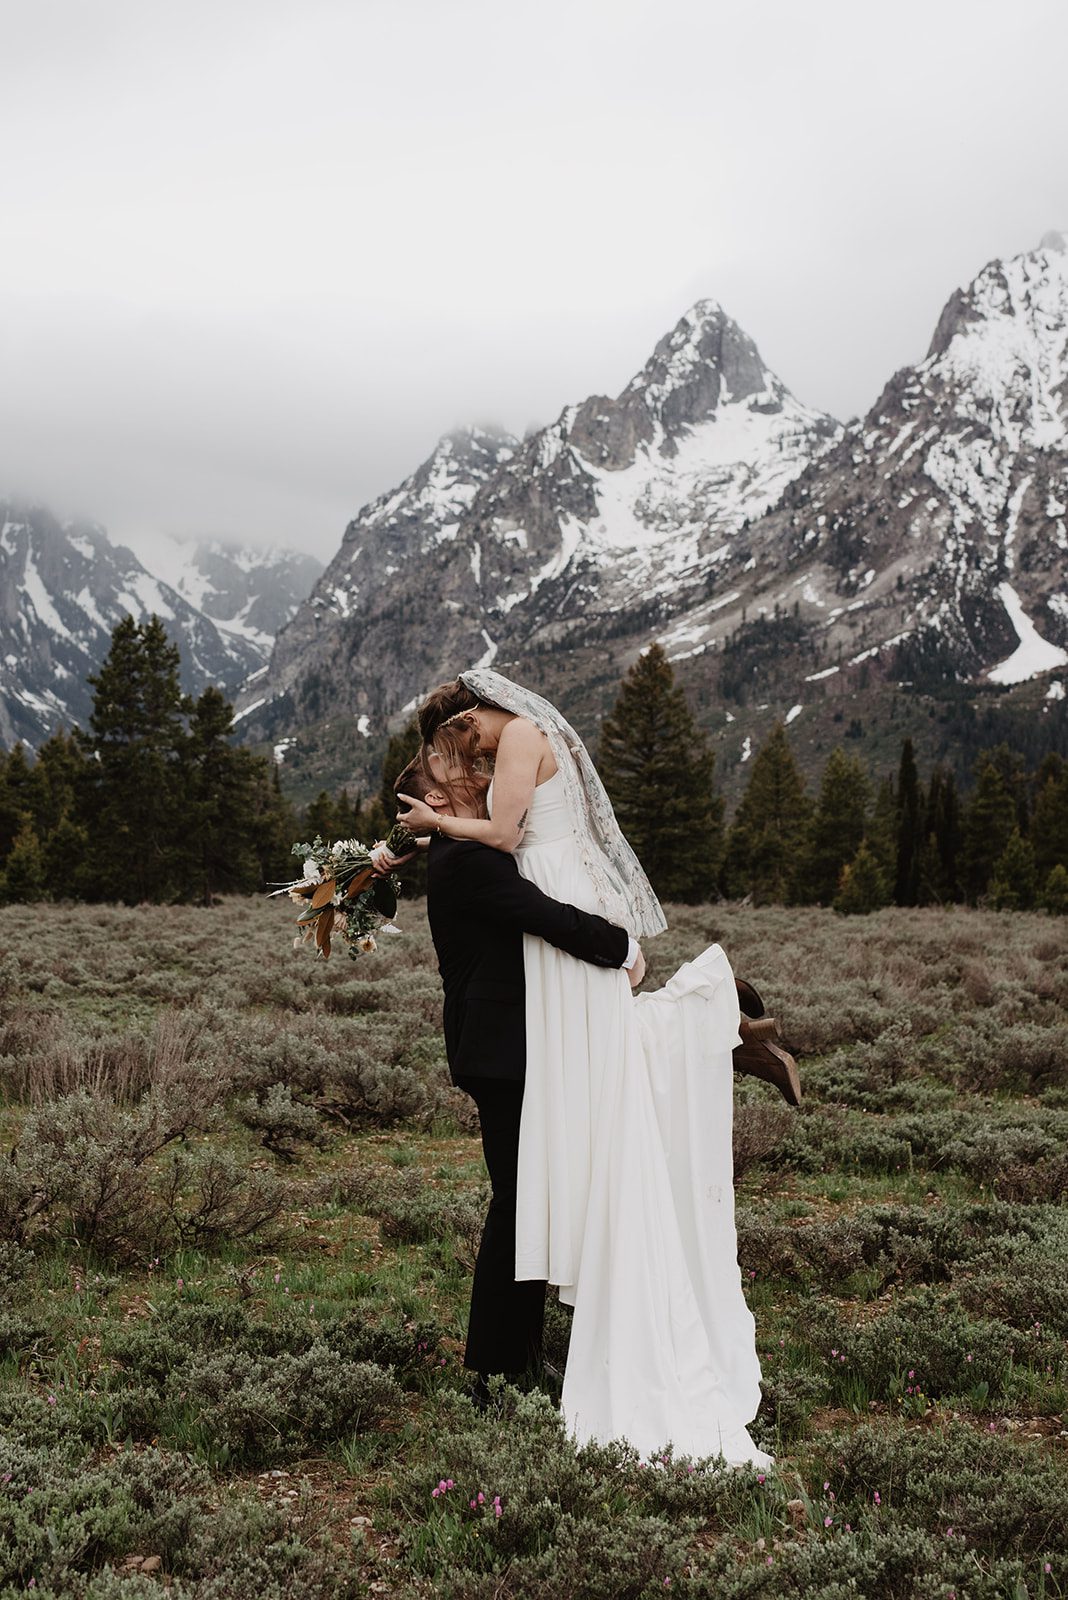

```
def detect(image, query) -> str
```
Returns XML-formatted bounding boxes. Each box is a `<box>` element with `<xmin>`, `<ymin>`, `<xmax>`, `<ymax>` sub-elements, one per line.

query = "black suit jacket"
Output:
<box><xmin>426</xmin><ymin>836</ymin><xmax>629</xmax><ymax>1086</ymax></box>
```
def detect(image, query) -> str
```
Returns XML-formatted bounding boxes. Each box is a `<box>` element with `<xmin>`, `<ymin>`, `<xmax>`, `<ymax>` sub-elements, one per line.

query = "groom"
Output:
<box><xmin>391</xmin><ymin>754</ymin><xmax>642</xmax><ymax>1391</ymax></box>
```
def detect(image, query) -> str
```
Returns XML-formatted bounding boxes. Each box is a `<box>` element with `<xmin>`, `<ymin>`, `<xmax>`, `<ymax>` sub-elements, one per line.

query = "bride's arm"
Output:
<box><xmin>397</xmin><ymin>719</ymin><xmax>544</xmax><ymax>853</ymax></box>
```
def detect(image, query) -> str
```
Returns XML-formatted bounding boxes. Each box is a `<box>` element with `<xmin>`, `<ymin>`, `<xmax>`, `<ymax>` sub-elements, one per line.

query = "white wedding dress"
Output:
<box><xmin>491</xmin><ymin>770</ymin><xmax>771</xmax><ymax>1468</ymax></box>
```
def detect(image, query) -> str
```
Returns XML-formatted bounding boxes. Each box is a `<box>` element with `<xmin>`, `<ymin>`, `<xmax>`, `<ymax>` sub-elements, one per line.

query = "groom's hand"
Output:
<box><xmin>627</xmin><ymin>945</ymin><xmax>646</xmax><ymax>990</ymax></box>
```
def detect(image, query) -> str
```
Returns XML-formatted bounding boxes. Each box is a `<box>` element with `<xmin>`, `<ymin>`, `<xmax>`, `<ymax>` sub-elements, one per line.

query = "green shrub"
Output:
<box><xmin>808</xmin><ymin>1291</ymin><xmax>1021</xmax><ymax>1404</ymax></box>
<box><xmin>172</xmin><ymin>1344</ymin><xmax>401</xmax><ymax>1465</ymax></box>
<box><xmin>236</xmin><ymin>1083</ymin><xmax>329</xmax><ymax>1160</ymax></box>
<box><xmin>823</xmin><ymin>1419</ymin><xmax>1068</xmax><ymax>1562</ymax></box>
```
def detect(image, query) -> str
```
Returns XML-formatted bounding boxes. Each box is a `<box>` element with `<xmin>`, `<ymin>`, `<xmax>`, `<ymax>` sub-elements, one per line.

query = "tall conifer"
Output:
<box><xmin>866</xmin><ymin>774</ymin><xmax>898</xmax><ymax>884</ymax></box>
<box><xmin>80</xmin><ymin>616</ymin><xmax>191</xmax><ymax>901</ymax></box>
<box><xmin>833</xmin><ymin>840</ymin><xmax>890</xmax><ymax>914</ymax></box>
<box><xmin>894</xmin><ymin>737</ymin><xmax>924</xmax><ymax>905</ymax></box>
<box><xmin>989</xmin><ymin>827</ymin><xmax>1038</xmax><ymax>910</ymax></box>
<box><xmin>722</xmin><ymin>723</ymin><xmax>810</xmax><ymax>903</ymax></box>
<box><xmin>961</xmin><ymin>754</ymin><xmax>1017</xmax><ymax>903</ymax></box>
<box><xmin>598</xmin><ymin>645</ymin><xmax>723</xmax><ymax>902</ymax></box>
<box><xmin>0</xmin><ymin>745</ymin><xmax>33</xmax><ymax>859</ymax></box>
<box><xmin>1031</xmin><ymin>755</ymin><xmax>1068</xmax><ymax>876</ymax></box>
<box><xmin>181</xmin><ymin>685</ymin><xmax>266</xmax><ymax>903</ymax></box>
<box><xmin>800</xmin><ymin>747</ymin><xmax>871</xmax><ymax>904</ymax></box>
<box><xmin>925</xmin><ymin>764</ymin><xmax>962</xmax><ymax>900</ymax></box>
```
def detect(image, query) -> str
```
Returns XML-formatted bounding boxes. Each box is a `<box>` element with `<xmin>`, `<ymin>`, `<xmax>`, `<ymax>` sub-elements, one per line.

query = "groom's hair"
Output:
<box><xmin>394</xmin><ymin>750</ymin><xmax>438</xmax><ymax>804</ymax></box>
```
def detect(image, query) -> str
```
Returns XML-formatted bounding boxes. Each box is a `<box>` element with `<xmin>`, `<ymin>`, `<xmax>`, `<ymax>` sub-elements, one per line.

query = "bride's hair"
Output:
<box><xmin>393</xmin><ymin>744</ymin><xmax>487</xmax><ymax>818</ymax></box>
<box><xmin>418</xmin><ymin>679</ymin><xmax>482</xmax><ymax>742</ymax></box>
<box><xmin>424</xmin><ymin>730</ymin><xmax>490</xmax><ymax>817</ymax></box>
<box><xmin>417</xmin><ymin>678</ymin><xmax>492</xmax><ymax>817</ymax></box>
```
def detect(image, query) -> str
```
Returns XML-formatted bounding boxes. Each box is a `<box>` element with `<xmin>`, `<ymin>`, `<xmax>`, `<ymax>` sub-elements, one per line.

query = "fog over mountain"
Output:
<box><xmin>1</xmin><ymin>0</ymin><xmax>1065</xmax><ymax>563</ymax></box>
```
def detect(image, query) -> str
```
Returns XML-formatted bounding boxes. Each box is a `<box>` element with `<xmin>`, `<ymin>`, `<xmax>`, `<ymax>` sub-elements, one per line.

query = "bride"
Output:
<box><xmin>397</xmin><ymin>667</ymin><xmax>771</xmax><ymax>1468</ymax></box>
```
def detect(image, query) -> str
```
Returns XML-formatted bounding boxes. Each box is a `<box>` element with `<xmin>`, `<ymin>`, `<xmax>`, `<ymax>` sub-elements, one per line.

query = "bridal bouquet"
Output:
<box><xmin>270</xmin><ymin>823</ymin><xmax>415</xmax><ymax>960</ymax></box>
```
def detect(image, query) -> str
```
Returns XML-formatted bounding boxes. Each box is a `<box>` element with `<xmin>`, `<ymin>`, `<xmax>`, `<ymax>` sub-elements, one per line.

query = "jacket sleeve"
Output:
<box><xmin>450</xmin><ymin>844</ymin><xmax>629</xmax><ymax>968</ymax></box>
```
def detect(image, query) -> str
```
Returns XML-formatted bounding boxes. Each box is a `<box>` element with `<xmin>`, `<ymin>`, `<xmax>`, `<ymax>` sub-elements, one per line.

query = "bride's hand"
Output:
<box><xmin>395</xmin><ymin>794</ymin><xmax>440</xmax><ymax>836</ymax></box>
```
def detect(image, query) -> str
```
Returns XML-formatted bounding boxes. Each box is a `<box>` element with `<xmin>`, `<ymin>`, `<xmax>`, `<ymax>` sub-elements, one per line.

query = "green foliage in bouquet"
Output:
<box><xmin>274</xmin><ymin>823</ymin><xmax>415</xmax><ymax>959</ymax></box>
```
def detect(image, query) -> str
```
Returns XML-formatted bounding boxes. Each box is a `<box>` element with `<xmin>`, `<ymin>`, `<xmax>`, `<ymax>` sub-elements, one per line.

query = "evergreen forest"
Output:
<box><xmin>1</xmin><ymin>621</ymin><xmax>1066</xmax><ymax>916</ymax></box>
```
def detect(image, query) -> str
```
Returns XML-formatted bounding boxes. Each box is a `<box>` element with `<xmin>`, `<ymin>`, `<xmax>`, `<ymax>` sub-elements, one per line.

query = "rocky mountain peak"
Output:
<box><xmin>925</xmin><ymin>232</ymin><xmax>1068</xmax><ymax>370</ymax></box>
<box><xmin>568</xmin><ymin>299</ymin><xmax>797</xmax><ymax>473</ymax></box>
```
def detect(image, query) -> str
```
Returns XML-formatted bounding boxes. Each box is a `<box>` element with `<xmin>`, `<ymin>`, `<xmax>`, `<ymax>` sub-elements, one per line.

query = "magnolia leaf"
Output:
<box><xmin>316</xmin><ymin>907</ymin><xmax>335</xmax><ymax>958</ymax></box>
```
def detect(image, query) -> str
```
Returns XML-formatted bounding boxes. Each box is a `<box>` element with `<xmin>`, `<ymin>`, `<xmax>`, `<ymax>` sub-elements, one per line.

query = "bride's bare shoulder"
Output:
<box><xmin>498</xmin><ymin>716</ymin><xmax>548</xmax><ymax>750</ymax></box>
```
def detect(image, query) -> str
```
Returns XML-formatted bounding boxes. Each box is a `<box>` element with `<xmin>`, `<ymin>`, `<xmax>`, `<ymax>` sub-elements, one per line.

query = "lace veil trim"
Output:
<box><xmin>459</xmin><ymin>667</ymin><xmax>667</xmax><ymax>938</ymax></box>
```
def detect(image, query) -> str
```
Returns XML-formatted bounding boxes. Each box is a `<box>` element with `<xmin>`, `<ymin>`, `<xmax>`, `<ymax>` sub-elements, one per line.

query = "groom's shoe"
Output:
<box><xmin>733</xmin><ymin>1015</ymin><xmax>802</xmax><ymax>1107</ymax></box>
<box><xmin>736</xmin><ymin>977</ymin><xmax>767</xmax><ymax>1020</ymax></box>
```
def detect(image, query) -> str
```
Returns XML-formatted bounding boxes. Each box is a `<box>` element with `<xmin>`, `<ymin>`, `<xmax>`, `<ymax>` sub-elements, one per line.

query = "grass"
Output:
<box><xmin>0</xmin><ymin>896</ymin><xmax>1065</xmax><ymax>1597</ymax></box>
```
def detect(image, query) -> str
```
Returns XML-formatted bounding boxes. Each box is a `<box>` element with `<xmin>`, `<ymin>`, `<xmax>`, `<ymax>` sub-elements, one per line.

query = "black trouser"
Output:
<box><xmin>455</xmin><ymin>1075</ymin><xmax>547</xmax><ymax>1377</ymax></box>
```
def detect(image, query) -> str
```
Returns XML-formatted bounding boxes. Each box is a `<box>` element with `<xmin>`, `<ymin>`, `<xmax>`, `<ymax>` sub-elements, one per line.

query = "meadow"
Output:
<box><xmin>0</xmin><ymin>893</ymin><xmax>1066</xmax><ymax>1599</ymax></box>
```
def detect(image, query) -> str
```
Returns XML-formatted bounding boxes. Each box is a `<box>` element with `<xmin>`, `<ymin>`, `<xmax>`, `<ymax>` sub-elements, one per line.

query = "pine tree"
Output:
<box><xmin>983</xmin><ymin>742</ymin><xmax>1031</xmax><ymax>833</ymax></box>
<box><xmin>304</xmin><ymin>791</ymin><xmax>338</xmax><ymax>842</ymax></box>
<box><xmin>0</xmin><ymin>822</ymin><xmax>46</xmax><ymax>903</ymax></box>
<box><xmin>28</xmin><ymin>731</ymin><xmax>86</xmax><ymax>838</ymax></box>
<box><xmin>833</xmin><ymin>840</ymin><xmax>891</xmax><ymax>915</ymax></box>
<box><xmin>866</xmin><ymin>774</ymin><xmax>898</xmax><ymax>885</ymax></box>
<box><xmin>79</xmin><ymin>616</ymin><xmax>191</xmax><ymax>901</ymax></box>
<box><xmin>894</xmin><ymin>737</ymin><xmax>924</xmax><ymax>905</ymax></box>
<box><xmin>333</xmin><ymin>788</ymin><xmax>361</xmax><ymax>838</ymax></box>
<box><xmin>0</xmin><ymin>744</ymin><xmax>34</xmax><ymax>860</ymax></box>
<box><xmin>42</xmin><ymin>813</ymin><xmax>91</xmax><ymax>901</ymax></box>
<box><xmin>598</xmin><ymin>645</ymin><xmax>723</xmax><ymax>902</ymax></box>
<box><xmin>180</xmin><ymin>685</ymin><xmax>267</xmax><ymax>904</ymax></box>
<box><xmin>251</xmin><ymin>765</ymin><xmax>300</xmax><ymax>889</ymax></box>
<box><xmin>799</xmin><ymin>747</ymin><xmax>871</xmax><ymax>904</ymax></box>
<box><xmin>960</xmin><ymin>755</ymin><xmax>1018</xmax><ymax>903</ymax></box>
<box><xmin>925</xmin><ymin>764</ymin><xmax>962</xmax><ymax>900</ymax></box>
<box><xmin>988</xmin><ymin>827</ymin><xmax>1038</xmax><ymax>911</ymax></box>
<box><xmin>722</xmin><ymin>722</ymin><xmax>810</xmax><ymax>903</ymax></box>
<box><xmin>1031</xmin><ymin>756</ymin><xmax>1068</xmax><ymax>877</ymax></box>
<box><xmin>1040</xmin><ymin>862</ymin><xmax>1068</xmax><ymax>915</ymax></box>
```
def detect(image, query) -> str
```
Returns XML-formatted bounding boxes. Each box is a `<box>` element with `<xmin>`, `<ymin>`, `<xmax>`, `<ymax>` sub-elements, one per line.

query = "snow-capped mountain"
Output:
<box><xmin>0</xmin><ymin>506</ymin><xmax>321</xmax><ymax>748</ymax></box>
<box><xmin>237</xmin><ymin>301</ymin><xmax>839</xmax><ymax>748</ymax></box>
<box><xmin>654</xmin><ymin>230</ymin><xmax>1068</xmax><ymax>707</ymax></box>
<box><xmin>122</xmin><ymin>532</ymin><xmax>322</xmax><ymax>660</ymax></box>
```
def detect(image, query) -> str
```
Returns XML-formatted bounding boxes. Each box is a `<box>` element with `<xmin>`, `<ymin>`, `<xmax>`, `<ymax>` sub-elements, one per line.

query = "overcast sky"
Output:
<box><xmin>2</xmin><ymin>0</ymin><xmax>1065</xmax><ymax>563</ymax></box>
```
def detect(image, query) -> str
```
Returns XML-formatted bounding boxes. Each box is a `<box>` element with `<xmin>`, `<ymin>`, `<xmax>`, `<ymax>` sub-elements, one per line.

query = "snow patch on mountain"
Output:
<box><xmin>987</xmin><ymin>582</ymin><xmax>1068</xmax><ymax>684</ymax></box>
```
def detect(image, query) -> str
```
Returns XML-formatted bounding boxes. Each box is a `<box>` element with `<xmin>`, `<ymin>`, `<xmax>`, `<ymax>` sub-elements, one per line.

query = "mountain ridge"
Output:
<box><xmin>0</xmin><ymin>506</ymin><xmax>322</xmax><ymax>748</ymax></box>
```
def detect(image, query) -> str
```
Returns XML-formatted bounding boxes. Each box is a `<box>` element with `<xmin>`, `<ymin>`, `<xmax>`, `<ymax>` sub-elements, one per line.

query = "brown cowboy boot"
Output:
<box><xmin>733</xmin><ymin>980</ymin><xmax>802</xmax><ymax>1107</ymax></box>
<box><xmin>736</xmin><ymin>978</ymin><xmax>767</xmax><ymax>1020</ymax></box>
